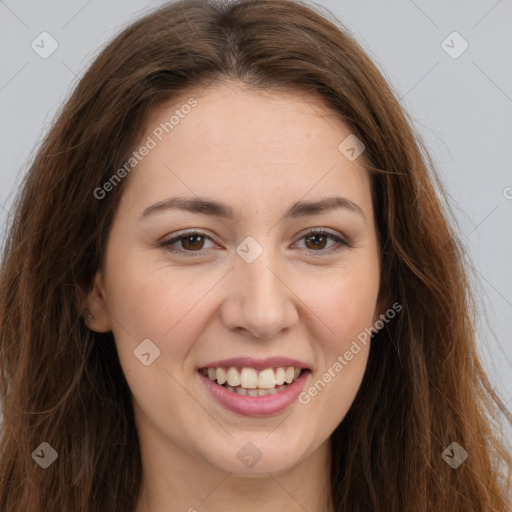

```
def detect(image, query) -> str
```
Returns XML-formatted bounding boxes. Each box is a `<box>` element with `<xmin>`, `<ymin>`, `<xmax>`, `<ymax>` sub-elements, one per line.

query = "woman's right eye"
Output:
<box><xmin>160</xmin><ymin>231</ymin><xmax>216</xmax><ymax>257</ymax></box>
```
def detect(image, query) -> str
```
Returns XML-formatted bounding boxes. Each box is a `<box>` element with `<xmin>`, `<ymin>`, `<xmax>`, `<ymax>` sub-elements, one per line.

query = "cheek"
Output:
<box><xmin>303</xmin><ymin>260</ymin><xmax>380</xmax><ymax>353</ymax></box>
<box><xmin>104</xmin><ymin>252</ymin><xmax>220</xmax><ymax>369</ymax></box>
<box><xmin>297</xmin><ymin>268</ymin><xmax>378</xmax><ymax>424</ymax></box>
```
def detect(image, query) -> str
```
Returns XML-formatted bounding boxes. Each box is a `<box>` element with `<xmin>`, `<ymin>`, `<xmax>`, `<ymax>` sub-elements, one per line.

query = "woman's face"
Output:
<box><xmin>88</xmin><ymin>81</ymin><xmax>381</xmax><ymax>476</ymax></box>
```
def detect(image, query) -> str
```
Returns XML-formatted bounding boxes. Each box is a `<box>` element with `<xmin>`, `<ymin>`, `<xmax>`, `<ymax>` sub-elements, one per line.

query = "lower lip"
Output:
<box><xmin>198</xmin><ymin>370</ymin><xmax>310</xmax><ymax>417</ymax></box>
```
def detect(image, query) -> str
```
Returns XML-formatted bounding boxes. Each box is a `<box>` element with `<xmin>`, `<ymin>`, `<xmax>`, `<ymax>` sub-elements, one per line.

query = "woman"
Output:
<box><xmin>0</xmin><ymin>0</ymin><xmax>510</xmax><ymax>510</ymax></box>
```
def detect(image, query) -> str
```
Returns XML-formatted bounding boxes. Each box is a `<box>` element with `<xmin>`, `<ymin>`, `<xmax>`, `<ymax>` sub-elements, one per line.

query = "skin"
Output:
<box><xmin>86</xmin><ymin>80</ymin><xmax>381</xmax><ymax>512</ymax></box>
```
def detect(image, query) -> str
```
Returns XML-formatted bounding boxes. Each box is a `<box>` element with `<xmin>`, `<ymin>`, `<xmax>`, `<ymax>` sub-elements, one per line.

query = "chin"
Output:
<box><xmin>198</xmin><ymin>431</ymin><xmax>311</xmax><ymax>476</ymax></box>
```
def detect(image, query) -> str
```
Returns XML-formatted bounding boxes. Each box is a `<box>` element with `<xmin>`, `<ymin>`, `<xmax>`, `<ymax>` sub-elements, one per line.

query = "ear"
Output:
<box><xmin>83</xmin><ymin>269</ymin><xmax>112</xmax><ymax>333</ymax></box>
<box><xmin>373</xmin><ymin>256</ymin><xmax>391</xmax><ymax>325</ymax></box>
<box><xmin>372</xmin><ymin>303</ymin><xmax>382</xmax><ymax>327</ymax></box>
<box><xmin>372</xmin><ymin>283</ymin><xmax>390</xmax><ymax>326</ymax></box>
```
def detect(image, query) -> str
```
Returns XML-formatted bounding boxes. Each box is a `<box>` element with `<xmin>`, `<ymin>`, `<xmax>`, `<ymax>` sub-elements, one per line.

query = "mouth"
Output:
<box><xmin>197</xmin><ymin>357</ymin><xmax>312</xmax><ymax>416</ymax></box>
<box><xmin>198</xmin><ymin>365</ymin><xmax>307</xmax><ymax>397</ymax></box>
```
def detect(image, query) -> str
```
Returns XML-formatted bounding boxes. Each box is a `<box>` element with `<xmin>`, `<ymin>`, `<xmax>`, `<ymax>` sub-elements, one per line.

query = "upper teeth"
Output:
<box><xmin>203</xmin><ymin>366</ymin><xmax>302</xmax><ymax>389</ymax></box>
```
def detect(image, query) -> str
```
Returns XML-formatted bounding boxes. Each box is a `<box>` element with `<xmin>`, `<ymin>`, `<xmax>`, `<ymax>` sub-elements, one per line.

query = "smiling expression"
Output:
<box><xmin>87</xmin><ymin>80</ymin><xmax>381</xmax><ymax>475</ymax></box>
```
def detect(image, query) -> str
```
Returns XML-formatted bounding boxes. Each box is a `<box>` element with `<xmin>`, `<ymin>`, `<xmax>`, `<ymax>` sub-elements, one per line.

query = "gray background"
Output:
<box><xmin>0</xmin><ymin>0</ymin><xmax>511</xmax><ymax>436</ymax></box>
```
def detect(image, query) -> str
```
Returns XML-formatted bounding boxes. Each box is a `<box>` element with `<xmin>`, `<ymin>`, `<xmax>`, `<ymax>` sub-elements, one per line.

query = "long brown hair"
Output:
<box><xmin>1</xmin><ymin>0</ymin><xmax>510</xmax><ymax>510</ymax></box>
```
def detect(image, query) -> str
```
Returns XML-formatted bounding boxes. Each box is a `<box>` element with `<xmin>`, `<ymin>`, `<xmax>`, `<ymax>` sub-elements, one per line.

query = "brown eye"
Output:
<box><xmin>161</xmin><ymin>231</ymin><xmax>216</xmax><ymax>256</ymax></box>
<box><xmin>180</xmin><ymin>234</ymin><xmax>205</xmax><ymax>251</ymax></box>
<box><xmin>304</xmin><ymin>233</ymin><xmax>329</xmax><ymax>250</ymax></box>
<box><xmin>161</xmin><ymin>228</ymin><xmax>351</xmax><ymax>258</ymax></box>
<box><xmin>295</xmin><ymin>229</ymin><xmax>350</xmax><ymax>254</ymax></box>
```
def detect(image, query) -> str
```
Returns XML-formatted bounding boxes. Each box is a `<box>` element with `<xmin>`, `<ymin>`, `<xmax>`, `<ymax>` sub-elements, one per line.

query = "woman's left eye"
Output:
<box><xmin>160</xmin><ymin>229</ymin><xmax>351</xmax><ymax>257</ymax></box>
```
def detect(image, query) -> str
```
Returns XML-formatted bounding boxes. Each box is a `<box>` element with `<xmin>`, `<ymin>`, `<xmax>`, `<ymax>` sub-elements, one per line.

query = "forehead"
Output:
<box><xmin>144</xmin><ymin>81</ymin><xmax>353</xmax><ymax>153</ymax></box>
<box><xmin>122</xmin><ymin>81</ymin><xmax>372</xmax><ymax>215</ymax></box>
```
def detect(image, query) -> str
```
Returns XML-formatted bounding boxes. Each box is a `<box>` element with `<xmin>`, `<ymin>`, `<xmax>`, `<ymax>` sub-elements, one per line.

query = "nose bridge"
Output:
<box><xmin>221</xmin><ymin>234</ymin><xmax>297</xmax><ymax>338</ymax></box>
<box><xmin>241</xmin><ymin>241</ymin><xmax>281</xmax><ymax>297</ymax></box>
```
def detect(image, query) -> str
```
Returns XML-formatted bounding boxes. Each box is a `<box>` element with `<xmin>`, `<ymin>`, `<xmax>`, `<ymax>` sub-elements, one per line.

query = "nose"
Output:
<box><xmin>219</xmin><ymin>245</ymin><xmax>299</xmax><ymax>339</ymax></box>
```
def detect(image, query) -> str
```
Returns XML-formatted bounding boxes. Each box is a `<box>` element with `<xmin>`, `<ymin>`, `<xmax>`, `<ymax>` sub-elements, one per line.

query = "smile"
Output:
<box><xmin>199</xmin><ymin>366</ymin><xmax>304</xmax><ymax>396</ymax></box>
<box><xmin>197</xmin><ymin>358</ymin><xmax>311</xmax><ymax>417</ymax></box>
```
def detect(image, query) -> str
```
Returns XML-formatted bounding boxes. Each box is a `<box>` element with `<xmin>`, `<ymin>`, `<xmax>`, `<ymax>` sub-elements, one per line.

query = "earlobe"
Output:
<box><xmin>83</xmin><ymin>270</ymin><xmax>112</xmax><ymax>333</ymax></box>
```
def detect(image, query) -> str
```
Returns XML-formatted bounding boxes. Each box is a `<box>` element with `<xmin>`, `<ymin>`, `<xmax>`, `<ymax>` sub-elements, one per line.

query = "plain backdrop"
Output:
<box><xmin>0</xmin><ymin>0</ymin><xmax>511</xmax><ymax>439</ymax></box>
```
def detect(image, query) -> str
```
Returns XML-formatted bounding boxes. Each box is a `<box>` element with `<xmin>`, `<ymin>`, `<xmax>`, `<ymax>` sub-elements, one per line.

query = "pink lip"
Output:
<box><xmin>198</xmin><ymin>369</ymin><xmax>311</xmax><ymax>417</ymax></box>
<box><xmin>198</xmin><ymin>356</ymin><xmax>311</xmax><ymax>371</ymax></box>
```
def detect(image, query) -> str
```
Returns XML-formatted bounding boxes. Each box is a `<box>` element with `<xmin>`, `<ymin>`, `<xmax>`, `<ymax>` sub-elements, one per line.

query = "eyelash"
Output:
<box><xmin>160</xmin><ymin>228</ymin><xmax>352</xmax><ymax>258</ymax></box>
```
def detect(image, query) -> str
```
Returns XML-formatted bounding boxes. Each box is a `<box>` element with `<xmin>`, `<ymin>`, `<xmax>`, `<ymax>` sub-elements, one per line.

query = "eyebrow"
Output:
<box><xmin>139</xmin><ymin>195</ymin><xmax>365</xmax><ymax>221</ymax></box>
